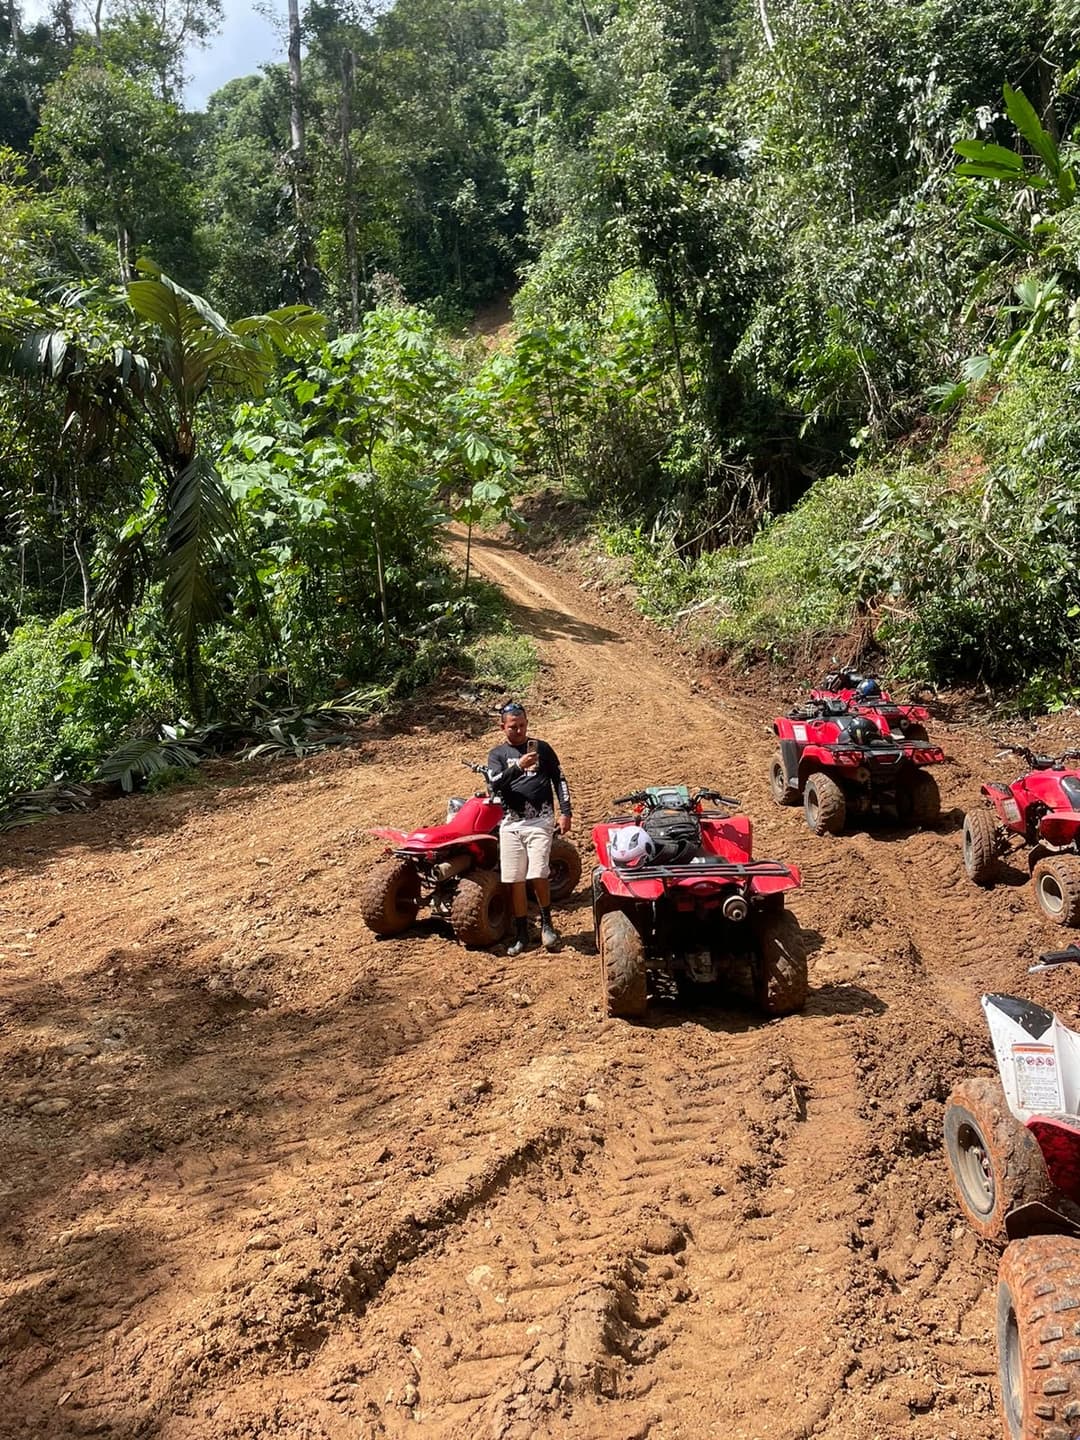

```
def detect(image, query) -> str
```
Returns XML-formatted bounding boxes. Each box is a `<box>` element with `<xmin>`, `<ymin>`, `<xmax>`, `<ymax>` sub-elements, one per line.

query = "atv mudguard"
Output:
<box><xmin>1005</xmin><ymin>1200</ymin><xmax>1080</xmax><ymax>1240</ymax></box>
<box><xmin>368</xmin><ymin>826</ymin><xmax>499</xmax><ymax>861</ymax></box>
<box><xmin>1038</xmin><ymin>809</ymin><xmax>1080</xmax><ymax>847</ymax></box>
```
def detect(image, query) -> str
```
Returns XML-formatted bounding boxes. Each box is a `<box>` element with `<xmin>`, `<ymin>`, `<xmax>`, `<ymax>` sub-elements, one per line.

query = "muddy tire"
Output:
<box><xmin>359</xmin><ymin>857</ymin><xmax>421</xmax><ymax>936</ymax></box>
<box><xmin>943</xmin><ymin>1077</ymin><xmax>1053</xmax><ymax>1241</ymax></box>
<box><xmin>547</xmin><ymin>836</ymin><xmax>583</xmax><ymax>902</ymax></box>
<box><xmin>964</xmin><ymin>808</ymin><xmax>1001</xmax><ymax>886</ymax></box>
<box><xmin>1033</xmin><ymin>855</ymin><xmax>1080</xmax><ymax>928</ymax></box>
<box><xmin>803</xmin><ymin>772</ymin><xmax>846</xmax><ymax>836</ymax></box>
<box><xmin>600</xmin><ymin>910</ymin><xmax>647</xmax><ymax>1019</ymax></box>
<box><xmin>997</xmin><ymin>1235</ymin><xmax>1080</xmax><ymax>1440</ymax></box>
<box><xmin>451</xmin><ymin>868</ymin><xmax>510</xmax><ymax>948</ymax></box>
<box><xmin>769</xmin><ymin>751</ymin><xmax>798</xmax><ymax>806</ymax></box>
<box><xmin>907</xmin><ymin>770</ymin><xmax>941</xmax><ymax>826</ymax></box>
<box><xmin>905</xmin><ymin>723</ymin><xmax>930</xmax><ymax>742</ymax></box>
<box><xmin>753</xmin><ymin>911</ymin><xmax>809</xmax><ymax>1016</ymax></box>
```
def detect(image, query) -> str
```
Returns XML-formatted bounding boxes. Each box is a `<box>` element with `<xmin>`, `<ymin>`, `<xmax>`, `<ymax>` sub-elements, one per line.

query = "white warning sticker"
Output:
<box><xmin>793</xmin><ymin>724</ymin><xmax>807</xmax><ymax>744</ymax></box>
<box><xmin>1012</xmin><ymin>1043</ymin><xmax>1062</xmax><ymax>1112</ymax></box>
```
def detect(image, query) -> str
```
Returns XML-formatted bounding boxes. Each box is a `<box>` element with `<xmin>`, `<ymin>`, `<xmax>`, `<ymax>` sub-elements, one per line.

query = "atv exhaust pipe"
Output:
<box><xmin>433</xmin><ymin>853</ymin><xmax>474</xmax><ymax>883</ymax></box>
<box><xmin>722</xmin><ymin>894</ymin><xmax>748</xmax><ymax>923</ymax></box>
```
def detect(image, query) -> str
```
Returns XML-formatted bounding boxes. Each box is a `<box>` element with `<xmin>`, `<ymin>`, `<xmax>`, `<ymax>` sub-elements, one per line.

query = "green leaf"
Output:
<box><xmin>955</xmin><ymin>161</ymin><xmax>1044</xmax><ymax>185</ymax></box>
<box><xmin>973</xmin><ymin>213</ymin><xmax>1032</xmax><ymax>249</ymax></box>
<box><xmin>1004</xmin><ymin>84</ymin><xmax>1061</xmax><ymax>177</ymax></box>
<box><xmin>954</xmin><ymin>139</ymin><xmax>1023</xmax><ymax>171</ymax></box>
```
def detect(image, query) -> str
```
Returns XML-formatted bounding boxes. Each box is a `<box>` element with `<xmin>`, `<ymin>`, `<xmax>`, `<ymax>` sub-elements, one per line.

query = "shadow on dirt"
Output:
<box><xmin>634</xmin><ymin>970</ymin><xmax>888</xmax><ymax>1034</ymax></box>
<box><xmin>807</xmin><ymin>981</ymin><xmax>888</xmax><ymax>1017</ymax></box>
<box><xmin>465</xmin><ymin>534</ymin><xmax>623</xmax><ymax>646</ymax></box>
<box><xmin>995</xmin><ymin>858</ymin><xmax>1035</xmax><ymax>888</ymax></box>
<box><xmin>854</xmin><ymin>809</ymin><xmax>963</xmax><ymax>844</ymax></box>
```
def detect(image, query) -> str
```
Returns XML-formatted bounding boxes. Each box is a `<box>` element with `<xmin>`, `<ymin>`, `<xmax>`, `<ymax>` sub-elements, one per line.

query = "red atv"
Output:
<box><xmin>943</xmin><ymin>948</ymin><xmax>1080</xmax><ymax>1440</ymax></box>
<box><xmin>591</xmin><ymin>785</ymin><xmax>806</xmax><ymax>1020</ymax></box>
<box><xmin>361</xmin><ymin>763</ymin><xmax>582</xmax><ymax>947</ymax></box>
<box><xmin>770</xmin><ymin>701</ymin><xmax>945</xmax><ymax>834</ymax></box>
<box><xmin>962</xmin><ymin>744</ymin><xmax>1080</xmax><ymax>926</ymax></box>
<box><xmin>811</xmin><ymin>668</ymin><xmax>932</xmax><ymax>743</ymax></box>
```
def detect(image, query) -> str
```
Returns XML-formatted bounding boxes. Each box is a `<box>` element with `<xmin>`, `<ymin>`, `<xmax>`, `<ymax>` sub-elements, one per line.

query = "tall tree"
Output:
<box><xmin>34</xmin><ymin>53</ymin><xmax>196</xmax><ymax>281</ymax></box>
<box><xmin>96</xmin><ymin>0</ymin><xmax>223</xmax><ymax>100</ymax></box>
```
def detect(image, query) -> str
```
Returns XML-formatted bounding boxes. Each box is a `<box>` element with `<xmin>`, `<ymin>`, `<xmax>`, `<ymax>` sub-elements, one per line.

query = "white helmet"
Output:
<box><xmin>610</xmin><ymin>825</ymin><xmax>656</xmax><ymax>868</ymax></box>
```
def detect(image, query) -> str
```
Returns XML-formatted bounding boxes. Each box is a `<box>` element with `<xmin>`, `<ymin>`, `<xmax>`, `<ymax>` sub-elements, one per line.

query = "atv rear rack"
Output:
<box><xmin>611</xmin><ymin>858</ymin><xmax>795</xmax><ymax>881</ymax></box>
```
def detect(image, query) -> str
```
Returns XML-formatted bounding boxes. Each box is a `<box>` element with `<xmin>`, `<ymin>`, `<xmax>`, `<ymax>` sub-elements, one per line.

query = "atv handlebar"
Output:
<box><xmin>992</xmin><ymin>740</ymin><xmax>1080</xmax><ymax>770</ymax></box>
<box><xmin>1029</xmin><ymin>945</ymin><xmax>1080</xmax><ymax>972</ymax></box>
<box><xmin>823</xmin><ymin>668</ymin><xmax>864</xmax><ymax>690</ymax></box>
<box><xmin>611</xmin><ymin>787</ymin><xmax>738</xmax><ymax>810</ymax></box>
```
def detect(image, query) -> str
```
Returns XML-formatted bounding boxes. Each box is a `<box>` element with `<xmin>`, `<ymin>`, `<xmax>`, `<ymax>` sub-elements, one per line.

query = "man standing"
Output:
<box><xmin>486</xmin><ymin>703</ymin><xmax>573</xmax><ymax>956</ymax></box>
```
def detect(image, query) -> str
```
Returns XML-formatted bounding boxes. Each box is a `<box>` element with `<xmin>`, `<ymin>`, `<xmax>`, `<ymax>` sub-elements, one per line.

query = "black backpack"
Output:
<box><xmin>643</xmin><ymin>807</ymin><xmax>702</xmax><ymax>864</ymax></box>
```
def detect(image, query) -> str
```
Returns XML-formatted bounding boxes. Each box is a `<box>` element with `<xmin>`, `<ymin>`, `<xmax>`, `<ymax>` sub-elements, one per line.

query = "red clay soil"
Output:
<box><xmin>0</xmin><ymin>530</ymin><xmax>1072</xmax><ymax>1440</ymax></box>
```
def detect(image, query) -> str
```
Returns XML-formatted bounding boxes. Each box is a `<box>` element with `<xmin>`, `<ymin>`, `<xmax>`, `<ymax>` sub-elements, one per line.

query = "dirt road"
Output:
<box><xmin>0</xmin><ymin>532</ymin><xmax>1065</xmax><ymax>1439</ymax></box>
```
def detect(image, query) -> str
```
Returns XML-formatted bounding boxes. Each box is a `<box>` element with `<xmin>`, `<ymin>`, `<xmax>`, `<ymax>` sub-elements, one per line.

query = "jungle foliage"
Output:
<box><xmin>4</xmin><ymin>0</ymin><xmax>1080</xmax><ymax>807</ymax></box>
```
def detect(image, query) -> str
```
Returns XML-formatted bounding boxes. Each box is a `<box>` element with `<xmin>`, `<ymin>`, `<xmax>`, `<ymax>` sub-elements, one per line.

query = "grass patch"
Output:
<box><xmin>462</xmin><ymin>628</ymin><xmax>539</xmax><ymax>697</ymax></box>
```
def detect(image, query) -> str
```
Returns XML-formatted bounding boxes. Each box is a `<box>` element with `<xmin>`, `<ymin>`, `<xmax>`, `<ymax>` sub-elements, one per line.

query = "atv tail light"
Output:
<box><xmin>835</xmin><ymin>749</ymin><xmax>863</xmax><ymax>765</ymax></box>
<box><xmin>911</xmin><ymin>748</ymin><xmax>944</xmax><ymax>764</ymax></box>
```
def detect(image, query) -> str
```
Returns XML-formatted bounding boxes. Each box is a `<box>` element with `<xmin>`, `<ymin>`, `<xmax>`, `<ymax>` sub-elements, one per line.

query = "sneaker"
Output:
<box><xmin>541</xmin><ymin>920</ymin><xmax>560</xmax><ymax>952</ymax></box>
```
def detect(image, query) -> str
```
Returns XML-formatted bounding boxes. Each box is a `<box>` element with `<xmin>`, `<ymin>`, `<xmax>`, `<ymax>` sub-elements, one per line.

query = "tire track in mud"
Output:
<box><xmin>454</xmin><ymin>533</ymin><xmax>1018</xmax><ymax>1438</ymax></box>
<box><xmin>1</xmin><ymin>531</ymin><xmax>1039</xmax><ymax>1440</ymax></box>
<box><xmin>321</xmin><ymin>1022</ymin><xmax>831</xmax><ymax>1440</ymax></box>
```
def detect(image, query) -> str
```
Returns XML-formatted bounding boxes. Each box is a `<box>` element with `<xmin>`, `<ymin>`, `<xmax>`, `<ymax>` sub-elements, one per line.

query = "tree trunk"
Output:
<box><xmin>285</xmin><ymin>0</ymin><xmax>321</xmax><ymax>305</ymax></box>
<box><xmin>756</xmin><ymin>0</ymin><xmax>775</xmax><ymax>50</ymax></box>
<box><xmin>287</xmin><ymin>0</ymin><xmax>305</xmax><ymax>161</ymax></box>
<box><xmin>116</xmin><ymin>222</ymin><xmax>134</xmax><ymax>283</ymax></box>
<box><xmin>665</xmin><ymin>291</ymin><xmax>689</xmax><ymax>408</ymax></box>
<box><xmin>339</xmin><ymin>48</ymin><xmax>360</xmax><ymax>329</ymax></box>
<box><xmin>8</xmin><ymin>2</ymin><xmax>36</xmax><ymax>122</ymax></box>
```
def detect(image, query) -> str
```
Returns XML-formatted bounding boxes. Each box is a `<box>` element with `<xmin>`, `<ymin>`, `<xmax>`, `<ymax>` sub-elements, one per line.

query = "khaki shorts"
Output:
<box><xmin>500</xmin><ymin>816</ymin><xmax>555</xmax><ymax>883</ymax></box>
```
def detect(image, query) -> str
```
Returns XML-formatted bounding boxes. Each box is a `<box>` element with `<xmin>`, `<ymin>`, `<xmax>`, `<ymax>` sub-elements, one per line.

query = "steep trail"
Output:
<box><xmin>0</xmin><ymin>528</ymin><xmax>1057</xmax><ymax>1439</ymax></box>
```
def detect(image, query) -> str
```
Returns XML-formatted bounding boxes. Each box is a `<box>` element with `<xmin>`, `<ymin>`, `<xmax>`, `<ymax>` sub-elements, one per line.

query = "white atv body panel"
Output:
<box><xmin>983</xmin><ymin>993</ymin><xmax>1080</xmax><ymax>1122</ymax></box>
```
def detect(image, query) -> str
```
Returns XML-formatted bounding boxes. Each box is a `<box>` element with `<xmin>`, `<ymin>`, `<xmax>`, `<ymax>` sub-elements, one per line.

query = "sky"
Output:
<box><xmin>21</xmin><ymin>0</ymin><xmax>286</xmax><ymax>109</ymax></box>
<box><xmin>186</xmin><ymin>3</ymin><xmax>284</xmax><ymax>108</ymax></box>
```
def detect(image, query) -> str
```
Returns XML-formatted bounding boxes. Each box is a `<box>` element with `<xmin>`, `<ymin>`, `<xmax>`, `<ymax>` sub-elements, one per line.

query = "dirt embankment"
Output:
<box><xmin>0</xmin><ymin>530</ymin><xmax>1069</xmax><ymax>1439</ymax></box>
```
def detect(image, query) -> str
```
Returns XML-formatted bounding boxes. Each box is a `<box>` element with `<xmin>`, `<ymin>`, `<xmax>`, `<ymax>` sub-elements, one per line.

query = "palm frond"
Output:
<box><xmin>162</xmin><ymin>455</ymin><xmax>237</xmax><ymax>649</ymax></box>
<box><xmin>96</xmin><ymin>735</ymin><xmax>208</xmax><ymax>791</ymax></box>
<box><xmin>93</xmin><ymin>527</ymin><xmax>155</xmax><ymax>649</ymax></box>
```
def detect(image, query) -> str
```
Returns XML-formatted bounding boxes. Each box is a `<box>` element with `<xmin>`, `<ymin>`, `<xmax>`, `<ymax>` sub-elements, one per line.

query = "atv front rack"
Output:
<box><xmin>610</xmin><ymin>858</ymin><xmax>795</xmax><ymax>881</ymax></box>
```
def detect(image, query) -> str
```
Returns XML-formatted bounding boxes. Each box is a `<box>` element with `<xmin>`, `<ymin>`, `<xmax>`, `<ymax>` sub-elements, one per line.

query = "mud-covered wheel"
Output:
<box><xmin>753</xmin><ymin>911</ymin><xmax>808</xmax><ymax>1016</ymax></box>
<box><xmin>943</xmin><ymin>1076</ymin><xmax>1053</xmax><ymax>1241</ymax></box>
<box><xmin>907</xmin><ymin>770</ymin><xmax>941</xmax><ymax>826</ymax></box>
<box><xmin>997</xmin><ymin>1235</ymin><xmax>1080</xmax><ymax>1440</ymax></box>
<box><xmin>359</xmin><ymin>857</ymin><xmax>421</xmax><ymax>936</ymax></box>
<box><xmin>905</xmin><ymin>723</ymin><xmax>930</xmax><ymax>742</ymax></box>
<box><xmin>547</xmin><ymin>836</ymin><xmax>583</xmax><ymax>902</ymax></box>
<box><xmin>451</xmin><ymin>868</ymin><xmax>510</xmax><ymax>948</ymax></box>
<box><xmin>599</xmin><ymin>910</ymin><xmax>647</xmax><ymax>1019</ymax></box>
<box><xmin>963</xmin><ymin>808</ymin><xmax>1001</xmax><ymax>886</ymax></box>
<box><xmin>803</xmin><ymin>772</ymin><xmax>846</xmax><ymax>836</ymax></box>
<box><xmin>1033</xmin><ymin>855</ymin><xmax>1080</xmax><ymax>928</ymax></box>
<box><xmin>769</xmin><ymin>752</ymin><xmax>798</xmax><ymax>806</ymax></box>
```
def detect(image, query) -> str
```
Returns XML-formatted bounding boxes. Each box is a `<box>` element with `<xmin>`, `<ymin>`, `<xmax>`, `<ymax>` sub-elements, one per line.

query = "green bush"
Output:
<box><xmin>0</xmin><ymin>614</ymin><xmax>178</xmax><ymax>803</ymax></box>
<box><xmin>615</xmin><ymin>359</ymin><xmax>1080</xmax><ymax>702</ymax></box>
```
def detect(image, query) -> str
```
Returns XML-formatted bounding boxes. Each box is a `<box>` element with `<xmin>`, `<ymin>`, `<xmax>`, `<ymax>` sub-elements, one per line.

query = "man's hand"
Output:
<box><xmin>519</xmin><ymin>749</ymin><xmax>540</xmax><ymax>772</ymax></box>
<box><xmin>558</xmin><ymin>813</ymin><xmax>572</xmax><ymax>835</ymax></box>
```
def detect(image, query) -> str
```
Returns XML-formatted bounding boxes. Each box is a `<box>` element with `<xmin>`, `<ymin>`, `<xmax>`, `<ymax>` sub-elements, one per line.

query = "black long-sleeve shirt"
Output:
<box><xmin>485</xmin><ymin>739</ymin><xmax>572</xmax><ymax>820</ymax></box>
